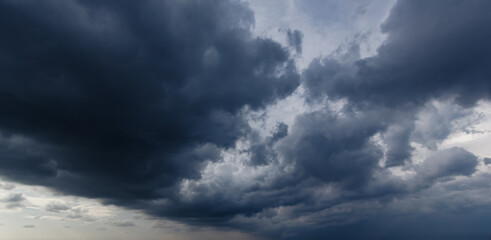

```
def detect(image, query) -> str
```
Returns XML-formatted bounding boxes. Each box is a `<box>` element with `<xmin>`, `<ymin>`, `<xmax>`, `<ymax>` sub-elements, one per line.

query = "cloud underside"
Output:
<box><xmin>0</xmin><ymin>0</ymin><xmax>491</xmax><ymax>239</ymax></box>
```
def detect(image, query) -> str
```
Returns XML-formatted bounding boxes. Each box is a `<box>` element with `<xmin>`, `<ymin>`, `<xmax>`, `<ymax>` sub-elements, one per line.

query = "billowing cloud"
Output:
<box><xmin>304</xmin><ymin>0</ymin><xmax>491</xmax><ymax>107</ymax></box>
<box><xmin>0</xmin><ymin>0</ymin><xmax>298</xmax><ymax>219</ymax></box>
<box><xmin>0</xmin><ymin>0</ymin><xmax>491</xmax><ymax>239</ymax></box>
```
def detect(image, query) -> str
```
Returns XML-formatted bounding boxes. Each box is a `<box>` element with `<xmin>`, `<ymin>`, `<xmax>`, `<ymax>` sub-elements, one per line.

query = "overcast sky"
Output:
<box><xmin>1</xmin><ymin>0</ymin><xmax>491</xmax><ymax>239</ymax></box>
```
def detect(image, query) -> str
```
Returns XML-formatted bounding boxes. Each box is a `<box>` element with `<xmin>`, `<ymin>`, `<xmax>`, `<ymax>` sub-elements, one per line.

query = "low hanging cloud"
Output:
<box><xmin>0</xmin><ymin>0</ymin><xmax>491</xmax><ymax>239</ymax></box>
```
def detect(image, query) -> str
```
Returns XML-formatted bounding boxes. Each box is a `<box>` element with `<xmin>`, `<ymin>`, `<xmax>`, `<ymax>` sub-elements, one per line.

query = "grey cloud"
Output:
<box><xmin>412</xmin><ymin>101</ymin><xmax>474</xmax><ymax>150</ymax></box>
<box><xmin>2</xmin><ymin>193</ymin><xmax>25</xmax><ymax>209</ymax></box>
<box><xmin>250</xmin><ymin>0</ymin><xmax>491</xmax><ymax>238</ymax></box>
<box><xmin>382</xmin><ymin>119</ymin><xmax>415</xmax><ymax>167</ymax></box>
<box><xmin>299</xmin><ymin>0</ymin><xmax>491</xmax><ymax>197</ymax></box>
<box><xmin>5</xmin><ymin>202</ymin><xmax>23</xmax><ymax>209</ymax></box>
<box><xmin>249</xmin><ymin>144</ymin><xmax>271</xmax><ymax>166</ymax></box>
<box><xmin>286</xmin><ymin>29</ymin><xmax>303</xmax><ymax>54</ymax></box>
<box><xmin>23</xmin><ymin>225</ymin><xmax>35</xmax><ymax>228</ymax></box>
<box><xmin>64</xmin><ymin>208</ymin><xmax>94</xmax><ymax>222</ymax></box>
<box><xmin>303</xmin><ymin>0</ymin><xmax>491</xmax><ymax>107</ymax></box>
<box><xmin>281</xmin><ymin>109</ymin><xmax>384</xmax><ymax>188</ymax></box>
<box><xmin>45</xmin><ymin>202</ymin><xmax>70</xmax><ymax>212</ymax></box>
<box><xmin>249</xmin><ymin>122</ymin><xmax>288</xmax><ymax>166</ymax></box>
<box><xmin>417</xmin><ymin>147</ymin><xmax>478</xmax><ymax>182</ymax></box>
<box><xmin>2</xmin><ymin>193</ymin><xmax>24</xmax><ymax>202</ymax></box>
<box><xmin>111</xmin><ymin>220</ymin><xmax>136</xmax><ymax>227</ymax></box>
<box><xmin>151</xmin><ymin>222</ymin><xmax>167</xmax><ymax>229</ymax></box>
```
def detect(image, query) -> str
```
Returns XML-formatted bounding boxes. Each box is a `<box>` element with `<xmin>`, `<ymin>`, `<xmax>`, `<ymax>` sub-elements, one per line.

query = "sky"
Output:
<box><xmin>1</xmin><ymin>0</ymin><xmax>491</xmax><ymax>239</ymax></box>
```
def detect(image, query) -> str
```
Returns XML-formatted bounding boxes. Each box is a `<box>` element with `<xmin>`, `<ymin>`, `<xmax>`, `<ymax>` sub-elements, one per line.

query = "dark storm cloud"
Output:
<box><xmin>304</xmin><ymin>0</ymin><xmax>491</xmax><ymax>107</ymax></box>
<box><xmin>272</xmin><ymin>0</ymin><xmax>491</xmax><ymax>238</ymax></box>
<box><xmin>1</xmin><ymin>0</ymin><xmax>491</xmax><ymax>239</ymax></box>
<box><xmin>0</xmin><ymin>0</ymin><xmax>298</xmax><ymax>215</ymax></box>
<box><xmin>149</xmin><ymin>0</ymin><xmax>488</xmax><ymax>238</ymax></box>
<box><xmin>280</xmin><ymin>108</ymin><xmax>384</xmax><ymax>188</ymax></box>
<box><xmin>300</xmin><ymin>0</ymin><xmax>491</xmax><ymax>176</ymax></box>
<box><xmin>297</xmin><ymin>4</ymin><xmax>491</xmax><ymax>209</ymax></box>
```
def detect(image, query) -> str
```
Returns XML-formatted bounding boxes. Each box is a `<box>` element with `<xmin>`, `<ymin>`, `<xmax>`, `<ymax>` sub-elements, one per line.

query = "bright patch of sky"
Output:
<box><xmin>247</xmin><ymin>0</ymin><xmax>396</xmax><ymax>69</ymax></box>
<box><xmin>0</xmin><ymin>180</ymin><xmax>265</xmax><ymax>240</ymax></box>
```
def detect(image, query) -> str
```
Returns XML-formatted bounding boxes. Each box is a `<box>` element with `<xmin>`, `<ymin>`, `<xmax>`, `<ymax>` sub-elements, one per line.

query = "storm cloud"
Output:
<box><xmin>304</xmin><ymin>0</ymin><xmax>491</xmax><ymax>107</ymax></box>
<box><xmin>1</xmin><ymin>0</ymin><xmax>491</xmax><ymax>239</ymax></box>
<box><xmin>0</xmin><ymin>0</ymin><xmax>298</xmax><ymax>206</ymax></box>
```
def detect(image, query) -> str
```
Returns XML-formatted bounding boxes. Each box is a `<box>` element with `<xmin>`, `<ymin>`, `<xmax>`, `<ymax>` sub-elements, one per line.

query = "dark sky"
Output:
<box><xmin>1</xmin><ymin>0</ymin><xmax>491</xmax><ymax>239</ymax></box>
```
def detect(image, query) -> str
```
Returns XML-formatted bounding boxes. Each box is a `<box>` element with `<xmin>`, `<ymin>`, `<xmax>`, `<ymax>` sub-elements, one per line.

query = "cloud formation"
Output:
<box><xmin>0</xmin><ymin>0</ymin><xmax>491</xmax><ymax>239</ymax></box>
<box><xmin>0</xmin><ymin>0</ymin><xmax>298</xmax><ymax>212</ymax></box>
<box><xmin>304</xmin><ymin>0</ymin><xmax>491</xmax><ymax>107</ymax></box>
